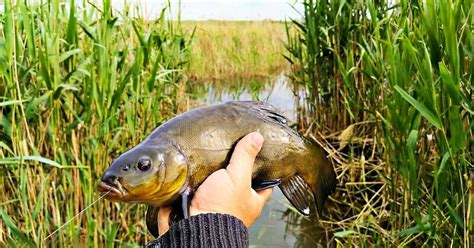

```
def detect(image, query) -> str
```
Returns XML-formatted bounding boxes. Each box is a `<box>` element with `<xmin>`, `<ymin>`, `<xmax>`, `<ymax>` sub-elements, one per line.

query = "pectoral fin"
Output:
<box><xmin>146</xmin><ymin>206</ymin><xmax>160</xmax><ymax>238</ymax></box>
<box><xmin>252</xmin><ymin>179</ymin><xmax>281</xmax><ymax>190</ymax></box>
<box><xmin>146</xmin><ymin>188</ymin><xmax>192</xmax><ymax>238</ymax></box>
<box><xmin>279</xmin><ymin>174</ymin><xmax>316</xmax><ymax>216</ymax></box>
<box><xmin>181</xmin><ymin>187</ymin><xmax>191</xmax><ymax>219</ymax></box>
<box><xmin>168</xmin><ymin>187</ymin><xmax>192</xmax><ymax>226</ymax></box>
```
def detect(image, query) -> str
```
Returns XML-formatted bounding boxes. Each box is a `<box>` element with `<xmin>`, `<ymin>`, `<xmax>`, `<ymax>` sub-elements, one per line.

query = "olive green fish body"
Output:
<box><xmin>98</xmin><ymin>101</ymin><xmax>337</xmax><ymax>237</ymax></box>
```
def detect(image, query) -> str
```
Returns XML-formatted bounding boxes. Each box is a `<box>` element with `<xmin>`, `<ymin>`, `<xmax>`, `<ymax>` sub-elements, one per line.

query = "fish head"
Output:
<box><xmin>98</xmin><ymin>142</ymin><xmax>188</xmax><ymax>206</ymax></box>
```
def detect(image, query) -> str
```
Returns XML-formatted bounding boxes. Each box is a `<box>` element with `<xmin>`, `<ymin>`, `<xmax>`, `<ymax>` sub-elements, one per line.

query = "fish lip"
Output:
<box><xmin>98</xmin><ymin>181</ymin><xmax>125</xmax><ymax>197</ymax></box>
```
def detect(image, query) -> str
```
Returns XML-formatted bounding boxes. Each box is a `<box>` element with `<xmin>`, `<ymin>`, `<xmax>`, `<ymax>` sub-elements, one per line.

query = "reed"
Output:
<box><xmin>183</xmin><ymin>20</ymin><xmax>289</xmax><ymax>81</ymax></box>
<box><xmin>0</xmin><ymin>0</ymin><xmax>190</xmax><ymax>246</ymax></box>
<box><xmin>1</xmin><ymin>0</ymin><xmax>472</xmax><ymax>246</ymax></box>
<box><xmin>285</xmin><ymin>0</ymin><xmax>472</xmax><ymax>246</ymax></box>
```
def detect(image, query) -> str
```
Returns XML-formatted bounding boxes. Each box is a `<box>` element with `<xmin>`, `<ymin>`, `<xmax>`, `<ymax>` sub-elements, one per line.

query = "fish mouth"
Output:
<box><xmin>98</xmin><ymin>181</ymin><xmax>126</xmax><ymax>198</ymax></box>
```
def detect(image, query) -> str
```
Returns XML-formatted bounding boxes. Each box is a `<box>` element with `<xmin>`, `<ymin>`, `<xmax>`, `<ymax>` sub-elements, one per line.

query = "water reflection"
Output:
<box><xmin>250</xmin><ymin>188</ymin><xmax>333</xmax><ymax>247</ymax></box>
<box><xmin>191</xmin><ymin>74</ymin><xmax>333</xmax><ymax>247</ymax></box>
<box><xmin>192</xmin><ymin>74</ymin><xmax>297</xmax><ymax>123</ymax></box>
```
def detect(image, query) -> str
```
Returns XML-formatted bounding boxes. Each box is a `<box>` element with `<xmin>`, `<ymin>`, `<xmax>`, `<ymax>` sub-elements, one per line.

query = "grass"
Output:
<box><xmin>0</xmin><ymin>0</ymin><xmax>190</xmax><ymax>246</ymax></box>
<box><xmin>285</xmin><ymin>0</ymin><xmax>473</xmax><ymax>246</ymax></box>
<box><xmin>182</xmin><ymin>20</ymin><xmax>289</xmax><ymax>81</ymax></box>
<box><xmin>1</xmin><ymin>0</ymin><xmax>472</xmax><ymax>247</ymax></box>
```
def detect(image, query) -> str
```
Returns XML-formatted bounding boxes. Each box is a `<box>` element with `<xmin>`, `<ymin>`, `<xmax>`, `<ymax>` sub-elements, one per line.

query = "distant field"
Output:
<box><xmin>182</xmin><ymin>21</ymin><xmax>289</xmax><ymax>80</ymax></box>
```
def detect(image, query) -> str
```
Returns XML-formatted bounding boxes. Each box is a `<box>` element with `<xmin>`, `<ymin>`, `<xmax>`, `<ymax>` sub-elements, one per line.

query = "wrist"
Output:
<box><xmin>190</xmin><ymin>208</ymin><xmax>229</xmax><ymax>218</ymax></box>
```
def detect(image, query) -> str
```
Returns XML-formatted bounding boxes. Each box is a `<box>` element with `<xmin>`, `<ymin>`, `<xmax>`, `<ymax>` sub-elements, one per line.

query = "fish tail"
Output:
<box><xmin>312</xmin><ymin>152</ymin><xmax>337</xmax><ymax>214</ymax></box>
<box><xmin>305</xmin><ymin>137</ymin><xmax>337</xmax><ymax>214</ymax></box>
<box><xmin>279</xmin><ymin>137</ymin><xmax>337</xmax><ymax>216</ymax></box>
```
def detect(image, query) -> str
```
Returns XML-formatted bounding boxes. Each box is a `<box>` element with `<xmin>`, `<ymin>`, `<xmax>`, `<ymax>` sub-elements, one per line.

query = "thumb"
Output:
<box><xmin>226</xmin><ymin>132</ymin><xmax>264</xmax><ymax>187</ymax></box>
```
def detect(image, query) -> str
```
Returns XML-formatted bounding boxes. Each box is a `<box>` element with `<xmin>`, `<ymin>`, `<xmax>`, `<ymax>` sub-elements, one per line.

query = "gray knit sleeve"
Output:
<box><xmin>146</xmin><ymin>213</ymin><xmax>249</xmax><ymax>248</ymax></box>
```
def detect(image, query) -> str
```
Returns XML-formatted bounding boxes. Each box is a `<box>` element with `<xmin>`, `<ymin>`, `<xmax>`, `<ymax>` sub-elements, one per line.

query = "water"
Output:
<box><xmin>202</xmin><ymin>74</ymin><xmax>297</xmax><ymax>123</ymax></box>
<box><xmin>194</xmin><ymin>74</ymin><xmax>332</xmax><ymax>247</ymax></box>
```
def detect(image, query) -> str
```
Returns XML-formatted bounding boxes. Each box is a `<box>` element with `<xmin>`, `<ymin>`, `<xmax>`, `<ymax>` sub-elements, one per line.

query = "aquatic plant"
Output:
<box><xmin>0</xmin><ymin>0</ymin><xmax>191</xmax><ymax>246</ymax></box>
<box><xmin>285</xmin><ymin>0</ymin><xmax>472</xmax><ymax>246</ymax></box>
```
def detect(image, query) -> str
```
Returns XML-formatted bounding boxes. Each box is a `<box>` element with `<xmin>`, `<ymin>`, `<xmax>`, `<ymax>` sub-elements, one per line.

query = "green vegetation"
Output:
<box><xmin>183</xmin><ymin>21</ymin><xmax>288</xmax><ymax>81</ymax></box>
<box><xmin>1</xmin><ymin>0</ymin><xmax>472</xmax><ymax>246</ymax></box>
<box><xmin>0</xmin><ymin>0</ymin><xmax>190</xmax><ymax>246</ymax></box>
<box><xmin>285</xmin><ymin>0</ymin><xmax>472</xmax><ymax>246</ymax></box>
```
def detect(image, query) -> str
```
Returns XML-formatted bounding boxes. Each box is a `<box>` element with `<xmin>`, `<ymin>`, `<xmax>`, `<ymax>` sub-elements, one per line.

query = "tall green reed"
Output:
<box><xmin>286</xmin><ymin>0</ymin><xmax>472</xmax><ymax>246</ymax></box>
<box><xmin>0</xmin><ymin>0</ymin><xmax>191</xmax><ymax>246</ymax></box>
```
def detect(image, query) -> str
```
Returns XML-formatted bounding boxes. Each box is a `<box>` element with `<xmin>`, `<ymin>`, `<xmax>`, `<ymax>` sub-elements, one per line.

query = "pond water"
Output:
<box><xmin>192</xmin><ymin>74</ymin><xmax>333</xmax><ymax>247</ymax></box>
<box><xmin>199</xmin><ymin>74</ymin><xmax>297</xmax><ymax>123</ymax></box>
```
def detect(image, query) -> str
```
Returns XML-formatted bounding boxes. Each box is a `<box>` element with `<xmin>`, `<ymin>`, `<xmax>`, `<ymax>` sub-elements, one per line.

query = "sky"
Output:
<box><xmin>111</xmin><ymin>0</ymin><xmax>303</xmax><ymax>20</ymax></box>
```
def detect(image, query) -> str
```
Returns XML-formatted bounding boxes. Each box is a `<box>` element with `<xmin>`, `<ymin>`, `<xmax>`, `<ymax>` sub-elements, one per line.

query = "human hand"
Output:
<box><xmin>157</xmin><ymin>132</ymin><xmax>273</xmax><ymax>235</ymax></box>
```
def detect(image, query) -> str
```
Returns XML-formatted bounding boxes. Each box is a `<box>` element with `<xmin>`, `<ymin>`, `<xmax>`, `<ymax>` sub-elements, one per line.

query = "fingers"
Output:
<box><xmin>256</xmin><ymin>188</ymin><xmax>273</xmax><ymax>203</ymax></box>
<box><xmin>254</xmin><ymin>188</ymin><xmax>273</xmax><ymax>208</ymax></box>
<box><xmin>227</xmin><ymin>132</ymin><xmax>264</xmax><ymax>187</ymax></box>
<box><xmin>158</xmin><ymin>207</ymin><xmax>172</xmax><ymax>235</ymax></box>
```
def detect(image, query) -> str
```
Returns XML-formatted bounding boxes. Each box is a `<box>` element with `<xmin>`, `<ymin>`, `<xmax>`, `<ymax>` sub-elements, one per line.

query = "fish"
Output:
<box><xmin>98</xmin><ymin>101</ymin><xmax>337</xmax><ymax>237</ymax></box>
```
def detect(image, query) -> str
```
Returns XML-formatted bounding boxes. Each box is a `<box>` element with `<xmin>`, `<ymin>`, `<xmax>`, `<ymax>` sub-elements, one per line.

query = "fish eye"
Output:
<box><xmin>137</xmin><ymin>159</ymin><xmax>151</xmax><ymax>171</ymax></box>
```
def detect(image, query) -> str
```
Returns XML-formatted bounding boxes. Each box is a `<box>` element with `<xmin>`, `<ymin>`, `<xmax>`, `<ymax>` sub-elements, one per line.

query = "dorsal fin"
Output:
<box><xmin>227</xmin><ymin>101</ymin><xmax>288</xmax><ymax>125</ymax></box>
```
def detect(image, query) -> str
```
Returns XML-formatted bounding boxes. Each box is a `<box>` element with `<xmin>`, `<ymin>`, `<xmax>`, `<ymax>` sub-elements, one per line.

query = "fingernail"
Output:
<box><xmin>250</xmin><ymin>132</ymin><xmax>264</xmax><ymax>147</ymax></box>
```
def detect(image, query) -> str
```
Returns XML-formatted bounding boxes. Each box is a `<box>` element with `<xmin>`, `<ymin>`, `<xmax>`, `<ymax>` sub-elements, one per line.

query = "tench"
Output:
<box><xmin>98</xmin><ymin>101</ymin><xmax>336</xmax><ymax>237</ymax></box>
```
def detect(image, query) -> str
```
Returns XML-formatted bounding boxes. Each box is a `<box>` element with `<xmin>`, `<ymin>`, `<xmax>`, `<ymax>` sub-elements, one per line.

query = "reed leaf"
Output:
<box><xmin>394</xmin><ymin>85</ymin><xmax>442</xmax><ymax>130</ymax></box>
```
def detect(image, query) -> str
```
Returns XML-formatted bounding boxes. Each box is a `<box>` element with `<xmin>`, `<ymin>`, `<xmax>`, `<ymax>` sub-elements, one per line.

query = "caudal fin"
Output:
<box><xmin>313</xmin><ymin>156</ymin><xmax>337</xmax><ymax>213</ymax></box>
<box><xmin>279</xmin><ymin>140</ymin><xmax>337</xmax><ymax>216</ymax></box>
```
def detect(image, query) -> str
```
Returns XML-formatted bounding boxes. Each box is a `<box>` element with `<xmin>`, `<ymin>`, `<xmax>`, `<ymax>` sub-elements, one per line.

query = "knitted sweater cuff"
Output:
<box><xmin>146</xmin><ymin>213</ymin><xmax>249</xmax><ymax>248</ymax></box>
